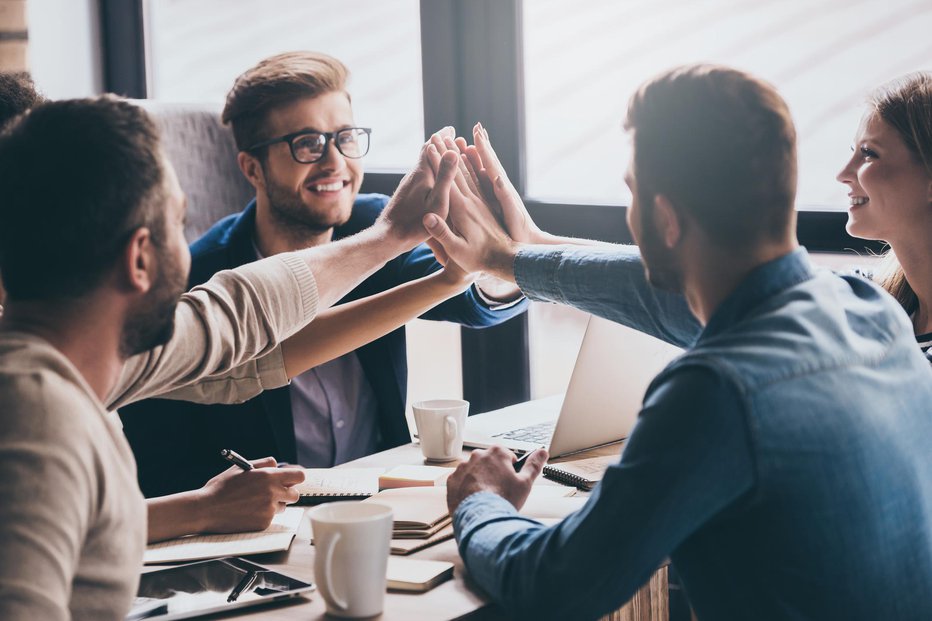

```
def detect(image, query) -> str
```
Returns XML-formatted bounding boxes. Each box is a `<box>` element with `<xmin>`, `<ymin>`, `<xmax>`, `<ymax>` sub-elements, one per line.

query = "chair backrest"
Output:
<box><xmin>134</xmin><ymin>100</ymin><xmax>255</xmax><ymax>242</ymax></box>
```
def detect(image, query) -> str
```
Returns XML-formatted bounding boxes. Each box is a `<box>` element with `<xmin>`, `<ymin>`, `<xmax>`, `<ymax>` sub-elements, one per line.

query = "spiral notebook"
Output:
<box><xmin>542</xmin><ymin>454</ymin><xmax>618</xmax><ymax>491</ymax></box>
<box><xmin>294</xmin><ymin>467</ymin><xmax>383</xmax><ymax>504</ymax></box>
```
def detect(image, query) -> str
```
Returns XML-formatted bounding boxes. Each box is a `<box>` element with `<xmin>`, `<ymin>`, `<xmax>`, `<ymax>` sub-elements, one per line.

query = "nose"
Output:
<box><xmin>836</xmin><ymin>152</ymin><xmax>857</xmax><ymax>185</ymax></box>
<box><xmin>316</xmin><ymin>138</ymin><xmax>347</xmax><ymax>171</ymax></box>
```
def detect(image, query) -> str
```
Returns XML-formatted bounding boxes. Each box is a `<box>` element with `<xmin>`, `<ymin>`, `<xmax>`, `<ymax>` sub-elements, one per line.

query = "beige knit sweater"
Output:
<box><xmin>0</xmin><ymin>253</ymin><xmax>318</xmax><ymax>621</ymax></box>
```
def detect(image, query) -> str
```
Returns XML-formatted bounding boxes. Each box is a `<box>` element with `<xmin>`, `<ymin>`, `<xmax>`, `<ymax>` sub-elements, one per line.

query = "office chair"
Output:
<box><xmin>133</xmin><ymin>101</ymin><xmax>255</xmax><ymax>243</ymax></box>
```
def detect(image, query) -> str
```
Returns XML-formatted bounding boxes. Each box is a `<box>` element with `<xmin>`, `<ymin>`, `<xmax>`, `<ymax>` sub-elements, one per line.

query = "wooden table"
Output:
<box><xmin>197</xmin><ymin>444</ymin><xmax>667</xmax><ymax>620</ymax></box>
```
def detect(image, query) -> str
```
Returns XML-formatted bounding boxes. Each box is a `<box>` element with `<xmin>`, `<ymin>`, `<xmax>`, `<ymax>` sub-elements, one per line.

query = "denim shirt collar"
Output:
<box><xmin>699</xmin><ymin>247</ymin><xmax>814</xmax><ymax>342</ymax></box>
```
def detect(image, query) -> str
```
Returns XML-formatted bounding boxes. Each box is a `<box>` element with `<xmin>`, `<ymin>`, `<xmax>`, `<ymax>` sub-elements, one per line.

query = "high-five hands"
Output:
<box><xmin>463</xmin><ymin>123</ymin><xmax>547</xmax><ymax>246</ymax></box>
<box><xmin>375</xmin><ymin>139</ymin><xmax>461</xmax><ymax>252</ymax></box>
<box><xmin>420</xmin><ymin>127</ymin><xmax>523</xmax><ymax>282</ymax></box>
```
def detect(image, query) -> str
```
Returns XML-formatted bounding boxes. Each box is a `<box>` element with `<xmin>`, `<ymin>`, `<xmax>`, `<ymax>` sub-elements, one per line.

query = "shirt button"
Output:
<box><xmin>335</xmin><ymin>420</ymin><xmax>345</xmax><ymax>429</ymax></box>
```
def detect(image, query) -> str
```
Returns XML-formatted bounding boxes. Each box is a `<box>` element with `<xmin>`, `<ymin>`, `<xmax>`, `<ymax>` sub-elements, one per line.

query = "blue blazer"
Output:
<box><xmin>120</xmin><ymin>195</ymin><xmax>527</xmax><ymax>497</ymax></box>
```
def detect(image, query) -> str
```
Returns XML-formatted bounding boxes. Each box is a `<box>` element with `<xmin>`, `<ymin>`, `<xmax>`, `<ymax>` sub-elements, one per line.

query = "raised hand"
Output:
<box><xmin>467</xmin><ymin>123</ymin><xmax>546</xmax><ymax>245</ymax></box>
<box><xmin>375</xmin><ymin>140</ymin><xmax>460</xmax><ymax>251</ymax></box>
<box><xmin>421</xmin><ymin>131</ymin><xmax>519</xmax><ymax>281</ymax></box>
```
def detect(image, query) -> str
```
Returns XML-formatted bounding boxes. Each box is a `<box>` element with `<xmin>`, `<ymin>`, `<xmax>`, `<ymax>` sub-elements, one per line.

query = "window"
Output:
<box><xmin>145</xmin><ymin>0</ymin><xmax>424</xmax><ymax>171</ymax></box>
<box><xmin>110</xmin><ymin>0</ymin><xmax>902</xmax><ymax>413</ymax></box>
<box><xmin>523</xmin><ymin>0</ymin><xmax>932</xmax><ymax>210</ymax></box>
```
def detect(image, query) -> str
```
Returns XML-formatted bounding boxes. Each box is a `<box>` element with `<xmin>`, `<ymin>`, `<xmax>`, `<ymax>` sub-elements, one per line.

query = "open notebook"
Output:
<box><xmin>144</xmin><ymin>507</ymin><xmax>305</xmax><ymax>564</ymax></box>
<box><xmin>294</xmin><ymin>467</ymin><xmax>383</xmax><ymax>504</ymax></box>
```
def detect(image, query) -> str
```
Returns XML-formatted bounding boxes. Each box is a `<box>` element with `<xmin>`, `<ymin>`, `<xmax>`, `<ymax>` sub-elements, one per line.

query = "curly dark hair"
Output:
<box><xmin>0</xmin><ymin>72</ymin><xmax>44</xmax><ymax>129</ymax></box>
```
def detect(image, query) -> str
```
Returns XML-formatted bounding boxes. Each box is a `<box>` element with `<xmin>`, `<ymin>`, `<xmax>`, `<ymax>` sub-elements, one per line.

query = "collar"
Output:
<box><xmin>699</xmin><ymin>247</ymin><xmax>814</xmax><ymax>341</ymax></box>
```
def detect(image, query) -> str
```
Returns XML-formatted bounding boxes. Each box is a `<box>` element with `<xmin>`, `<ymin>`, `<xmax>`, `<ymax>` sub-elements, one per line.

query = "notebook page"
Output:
<box><xmin>296</xmin><ymin>467</ymin><xmax>383</xmax><ymax>496</ymax></box>
<box><xmin>144</xmin><ymin>507</ymin><xmax>305</xmax><ymax>564</ymax></box>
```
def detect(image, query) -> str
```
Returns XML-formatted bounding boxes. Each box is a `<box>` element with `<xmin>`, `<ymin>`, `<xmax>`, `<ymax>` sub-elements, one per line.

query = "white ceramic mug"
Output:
<box><xmin>309</xmin><ymin>502</ymin><xmax>393</xmax><ymax>618</ymax></box>
<box><xmin>412</xmin><ymin>399</ymin><xmax>469</xmax><ymax>462</ymax></box>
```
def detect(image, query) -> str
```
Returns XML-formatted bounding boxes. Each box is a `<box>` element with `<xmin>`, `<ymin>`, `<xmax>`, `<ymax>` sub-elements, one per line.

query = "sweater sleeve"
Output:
<box><xmin>106</xmin><ymin>252</ymin><xmax>317</xmax><ymax>409</ymax></box>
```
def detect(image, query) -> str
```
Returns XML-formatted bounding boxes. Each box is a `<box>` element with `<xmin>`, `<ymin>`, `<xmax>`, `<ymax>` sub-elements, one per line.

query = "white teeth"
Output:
<box><xmin>850</xmin><ymin>196</ymin><xmax>868</xmax><ymax>206</ymax></box>
<box><xmin>313</xmin><ymin>182</ymin><xmax>343</xmax><ymax>192</ymax></box>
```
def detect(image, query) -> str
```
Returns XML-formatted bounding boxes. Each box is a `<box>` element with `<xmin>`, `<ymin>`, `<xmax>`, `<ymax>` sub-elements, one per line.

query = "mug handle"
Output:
<box><xmin>319</xmin><ymin>531</ymin><xmax>348</xmax><ymax>611</ymax></box>
<box><xmin>444</xmin><ymin>415</ymin><xmax>458</xmax><ymax>457</ymax></box>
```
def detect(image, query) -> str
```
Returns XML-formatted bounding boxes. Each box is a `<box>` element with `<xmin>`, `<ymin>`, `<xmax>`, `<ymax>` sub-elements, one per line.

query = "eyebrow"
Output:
<box><xmin>289</xmin><ymin>124</ymin><xmax>355</xmax><ymax>135</ymax></box>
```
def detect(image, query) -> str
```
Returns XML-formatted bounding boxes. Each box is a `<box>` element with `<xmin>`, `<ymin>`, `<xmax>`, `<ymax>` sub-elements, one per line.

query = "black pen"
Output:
<box><xmin>513</xmin><ymin>451</ymin><xmax>532</xmax><ymax>473</ymax></box>
<box><xmin>221</xmin><ymin>448</ymin><xmax>253</xmax><ymax>471</ymax></box>
<box><xmin>227</xmin><ymin>570</ymin><xmax>258</xmax><ymax>603</ymax></box>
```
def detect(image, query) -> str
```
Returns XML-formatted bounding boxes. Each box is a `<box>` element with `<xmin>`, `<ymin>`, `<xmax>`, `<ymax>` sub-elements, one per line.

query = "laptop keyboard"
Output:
<box><xmin>495</xmin><ymin>421</ymin><xmax>556</xmax><ymax>444</ymax></box>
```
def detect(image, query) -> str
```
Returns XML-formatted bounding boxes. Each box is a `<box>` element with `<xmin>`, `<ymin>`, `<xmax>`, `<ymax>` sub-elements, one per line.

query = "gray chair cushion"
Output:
<box><xmin>134</xmin><ymin>101</ymin><xmax>255</xmax><ymax>242</ymax></box>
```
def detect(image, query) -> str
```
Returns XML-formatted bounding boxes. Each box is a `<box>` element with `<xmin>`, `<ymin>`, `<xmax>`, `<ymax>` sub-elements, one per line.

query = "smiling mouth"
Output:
<box><xmin>307</xmin><ymin>180</ymin><xmax>348</xmax><ymax>193</ymax></box>
<box><xmin>849</xmin><ymin>196</ymin><xmax>869</xmax><ymax>207</ymax></box>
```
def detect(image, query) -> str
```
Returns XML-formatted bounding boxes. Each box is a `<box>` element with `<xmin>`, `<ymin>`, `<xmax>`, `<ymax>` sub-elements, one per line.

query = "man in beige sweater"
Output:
<box><xmin>0</xmin><ymin>96</ymin><xmax>460</xmax><ymax>620</ymax></box>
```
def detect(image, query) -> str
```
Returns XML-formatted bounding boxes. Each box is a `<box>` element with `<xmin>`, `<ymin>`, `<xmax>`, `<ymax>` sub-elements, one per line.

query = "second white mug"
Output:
<box><xmin>412</xmin><ymin>399</ymin><xmax>469</xmax><ymax>462</ymax></box>
<box><xmin>309</xmin><ymin>502</ymin><xmax>393</xmax><ymax>618</ymax></box>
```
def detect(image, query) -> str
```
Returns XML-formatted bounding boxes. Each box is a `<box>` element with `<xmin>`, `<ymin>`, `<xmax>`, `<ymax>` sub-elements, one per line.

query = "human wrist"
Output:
<box><xmin>486</xmin><ymin>241</ymin><xmax>521</xmax><ymax>282</ymax></box>
<box><xmin>359</xmin><ymin>223</ymin><xmax>409</xmax><ymax>264</ymax></box>
<box><xmin>435</xmin><ymin>267</ymin><xmax>476</xmax><ymax>291</ymax></box>
<box><xmin>532</xmin><ymin>230</ymin><xmax>562</xmax><ymax>245</ymax></box>
<box><xmin>183</xmin><ymin>486</ymin><xmax>214</xmax><ymax>534</ymax></box>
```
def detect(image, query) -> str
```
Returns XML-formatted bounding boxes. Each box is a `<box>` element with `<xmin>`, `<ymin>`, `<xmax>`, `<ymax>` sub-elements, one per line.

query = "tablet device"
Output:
<box><xmin>126</xmin><ymin>557</ymin><xmax>315</xmax><ymax>620</ymax></box>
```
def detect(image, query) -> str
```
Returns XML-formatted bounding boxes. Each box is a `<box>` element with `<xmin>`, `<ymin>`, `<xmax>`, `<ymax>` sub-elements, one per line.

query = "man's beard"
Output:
<box><xmin>637</xmin><ymin>206</ymin><xmax>684</xmax><ymax>294</ymax></box>
<box><xmin>265</xmin><ymin>172</ymin><xmax>351</xmax><ymax>236</ymax></box>
<box><xmin>120</xmin><ymin>246</ymin><xmax>187</xmax><ymax>358</ymax></box>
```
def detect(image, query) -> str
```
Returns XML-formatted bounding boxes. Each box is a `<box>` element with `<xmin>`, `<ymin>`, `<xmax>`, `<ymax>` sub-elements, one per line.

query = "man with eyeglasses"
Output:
<box><xmin>120</xmin><ymin>51</ymin><xmax>527</xmax><ymax>498</ymax></box>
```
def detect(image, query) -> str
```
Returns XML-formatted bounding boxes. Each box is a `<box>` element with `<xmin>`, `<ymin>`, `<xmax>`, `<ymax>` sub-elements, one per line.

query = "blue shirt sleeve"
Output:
<box><xmin>453</xmin><ymin>365</ymin><xmax>755</xmax><ymax>620</ymax></box>
<box><xmin>513</xmin><ymin>244</ymin><xmax>701</xmax><ymax>348</ymax></box>
<box><xmin>394</xmin><ymin>242</ymin><xmax>528</xmax><ymax>327</ymax></box>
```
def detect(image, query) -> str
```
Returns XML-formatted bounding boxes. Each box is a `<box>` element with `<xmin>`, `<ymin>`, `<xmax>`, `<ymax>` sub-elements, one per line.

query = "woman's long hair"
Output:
<box><xmin>867</xmin><ymin>72</ymin><xmax>932</xmax><ymax>314</ymax></box>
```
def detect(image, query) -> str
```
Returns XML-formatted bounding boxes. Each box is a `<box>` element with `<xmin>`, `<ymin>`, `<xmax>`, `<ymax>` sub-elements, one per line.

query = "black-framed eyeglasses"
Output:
<box><xmin>246</xmin><ymin>127</ymin><xmax>372</xmax><ymax>164</ymax></box>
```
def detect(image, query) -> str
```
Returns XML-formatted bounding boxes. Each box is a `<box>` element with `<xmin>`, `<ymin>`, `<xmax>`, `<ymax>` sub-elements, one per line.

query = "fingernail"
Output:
<box><xmin>424</xmin><ymin>214</ymin><xmax>440</xmax><ymax>229</ymax></box>
<box><xmin>495</xmin><ymin>175</ymin><xmax>505</xmax><ymax>188</ymax></box>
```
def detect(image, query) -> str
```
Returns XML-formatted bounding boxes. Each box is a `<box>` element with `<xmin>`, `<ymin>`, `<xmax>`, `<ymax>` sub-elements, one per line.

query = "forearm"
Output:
<box><xmin>514</xmin><ymin>244</ymin><xmax>701</xmax><ymax>347</ymax></box>
<box><xmin>109</xmin><ymin>254</ymin><xmax>318</xmax><ymax>407</ymax></box>
<box><xmin>297</xmin><ymin>223</ymin><xmax>408</xmax><ymax>310</ymax></box>
<box><xmin>147</xmin><ymin>491</ymin><xmax>208</xmax><ymax>543</ymax></box>
<box><xmin>454</xmin><ymin>492</ymin><xmax>660</xmax><ymax>620</ymax></box>
<box><xmin>535</xmin><ymin>231</ymin><xmax>615</xmax><ymax>248</ymax></box>
<box><xmin>282</xmin><ymin>269</ymin><xmax>471</xmax><ymax>378</ymax></box>
<box><xmin>480</xmin><ymin>235</ymin><xmax>613</xmax><ymax>287</ymax></box>
<box><xmin>455</xmin><ymin>376</ymin><xmax>754</xmax><ymax>620</ymax></box>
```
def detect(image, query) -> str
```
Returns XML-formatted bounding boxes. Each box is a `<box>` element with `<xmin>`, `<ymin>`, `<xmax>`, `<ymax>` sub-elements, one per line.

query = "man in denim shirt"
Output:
<box><xmin>424</xmin><ymin>65</ymin><xmax>932</xmax><ymax>620</ymax></box>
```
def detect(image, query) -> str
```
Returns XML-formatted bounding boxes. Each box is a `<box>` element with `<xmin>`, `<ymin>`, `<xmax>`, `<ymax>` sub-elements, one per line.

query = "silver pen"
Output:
<box><xmin>220</xmin><ymin>448</ymin><xmax>254</xmax><ymax>471</ymax></box>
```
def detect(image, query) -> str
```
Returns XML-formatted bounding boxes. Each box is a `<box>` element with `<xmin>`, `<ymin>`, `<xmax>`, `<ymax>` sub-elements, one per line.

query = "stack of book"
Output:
<box><xmin>363</xmin><ymin>488</ymin><xmax>453</xmax><ymax>555</ymax></box>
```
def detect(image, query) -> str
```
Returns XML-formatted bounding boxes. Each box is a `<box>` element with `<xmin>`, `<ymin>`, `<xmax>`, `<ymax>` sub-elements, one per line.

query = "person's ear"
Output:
<box><xmin>121</xmin><ymin>227</ymin><xmax>156</xmax><ymax>295</ymax></box>
<box><xmin>652</xmin><ymin>194</ymin><xmax>682</xmax><ymax>248</ymax></box>
<box><xmin>237</xmin><ymin>151</ymin><xmax>266</xmax><ymax>193</ymax></box>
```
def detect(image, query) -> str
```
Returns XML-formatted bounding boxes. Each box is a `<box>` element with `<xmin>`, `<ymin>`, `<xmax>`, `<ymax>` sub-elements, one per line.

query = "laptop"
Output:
<box><xmin>463</xmin><ymin>315</ymin><xmax>683</xmax><ymax>459</ymax></box>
